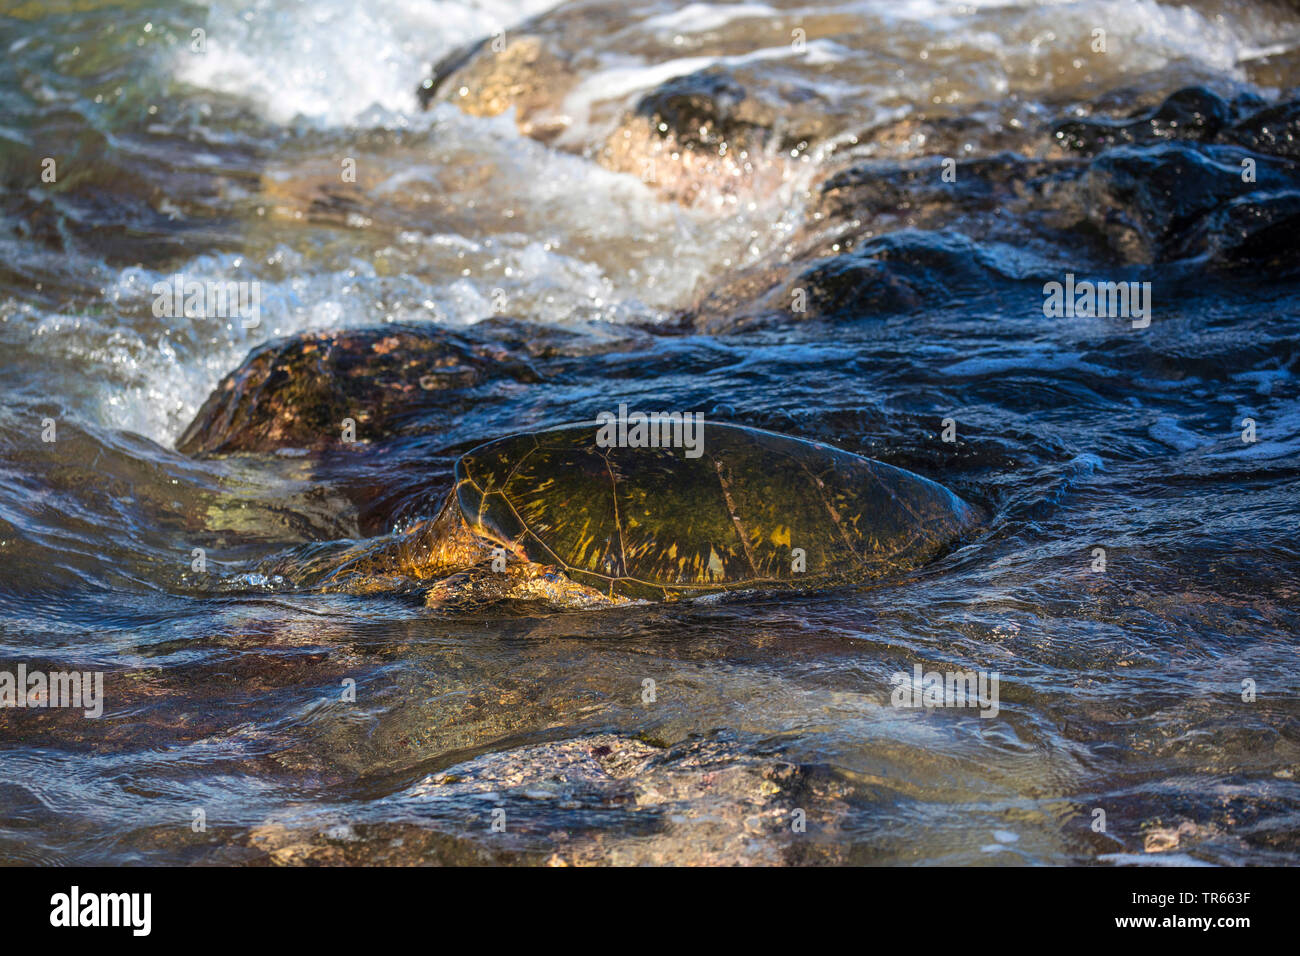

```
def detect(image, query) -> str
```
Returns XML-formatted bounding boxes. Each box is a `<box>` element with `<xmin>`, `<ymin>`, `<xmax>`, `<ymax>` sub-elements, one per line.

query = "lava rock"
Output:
<box><xmin>689</xmin><ymin>231</ymin><xmax>1023</xmax><ymax>332</ymax></box>
<box><xmin>1198</xmin><ymin>189</ymin><xmax>1300</xmax><ymax>271</ymax></box>
<box><xmin>178</xmin><ymin>325</ymin><xmax>539</xmax><ymax>456</ymax></box>
<box><xmin>1227</xmin><ymin>100</ymin><xmax>1300</xmax><ymax>160</ymax></box>
<box><xmin>1052</xmin><ymin>87</ymin><xmax>1232</xmax><ymax>154</ymax></box>
<box><xmin>1081</xmin><ymin>142</ymin><xmax>1298</xmax><ymax>262</ymax></box>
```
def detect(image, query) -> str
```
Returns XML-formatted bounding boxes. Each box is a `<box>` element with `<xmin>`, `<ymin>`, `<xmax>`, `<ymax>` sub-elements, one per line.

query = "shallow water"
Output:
<box><xmin>1</xmin><ymin>0</ymin><xmax>1298</xmax><ymax>865</ymax></box>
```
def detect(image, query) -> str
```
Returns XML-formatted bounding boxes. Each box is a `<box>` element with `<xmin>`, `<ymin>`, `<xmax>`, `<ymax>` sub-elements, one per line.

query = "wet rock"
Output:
<box><xmin>781</xmin><ymin>249</ymin><xmax>925</xmax><ymax>320</ymax></box>
<box><xmin>682</xmin><ymin>86</ymin><xmax>1300</xmax><ymax>332</ymax></box>
<box><xmin>1052</xmin><ymin>87</ymin><xmax>1231</xmax><ymax>155</ymax></box>
<box><xmin>596</xmin><ymin>65</ymin><xmax>834</xmax><ymax>203</ymax></box>
<box><xmin>813</xmin><ymin>154</ymin><xmax>1077</xmax><ymax>243</ymax></box>
<box><xmin>793</xmin><ymin>231</ymin><xmax>1021</xmax><ymax>316</ymax></box>
<box><xmin>830</xmin><ymin>111</ymin><xmax>1026</xmax><ymax>167</ymax></box>
<box><xmin>406</xmin><ymin>732</ymin><xmax>847</xmax><ymax>865</ymax></box>
<box><xmin>1053</xmin><ymin>87</ymin><xmax>1300</xmax><ymax>165</ymax></box>
<box><xmin>415</xmin><ymin>0</ymin><xmax>621</xmax><ymax>145</ymax></box>
<box><xmin>630</xmin><ymin>70</ymin><xmax>763</xmax><ymax>153</ymax></box>
<box><xmin>1227</xmin><ymin>100</ymin><xmax>1300</xmax><ymax>160</ymax></box>
<box><xmin>689</xmin><ymin>231</ymin><xmax>1022</xmax><ymax>332</ymax></box>
<box><xmin>679</xmin><ymin>260</ymin><xmax>791</xmax><ymax>333</ymax></box>
<box><xmin>810</xmin><ymin>94</ymin><xmax>1300</xmax><ymax>266</ymax></box>
<box><xmin>1197</xmin><ymin>189</ymin><xmax>1300</xmax><ymax>271</ymax></box>
<box><xmin>470</xmin><ymin>315</ymin><xmax>660</xmax><ymax>359</ymax></box>
<box><xmin>418</xmin><ymin>24</ymin><xmax>833</xmax><ymax>203</ymax></box>
<box><xmin>177</xmin><ymin>325</ymin><xmax>539</xmax><ymax>456</ymax></box>
<box><xmin>1081</xmin><ymin>143</ymin><xmax>1298</xmax><ymax>262</ymax></box>
<box><xmin>418</xmin><ymin>34</ymin><xmax>577</xmax><ymax>143</ymax></box>
<box><xmin>811</xmin><ymin>118</ymin><xmax>1300</xmax><ymax>270</ymax></box>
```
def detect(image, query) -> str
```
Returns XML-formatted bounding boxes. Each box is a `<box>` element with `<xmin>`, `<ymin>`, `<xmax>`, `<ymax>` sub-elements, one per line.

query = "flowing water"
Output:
<box><xmin>1</xmin><ymin>0</ymin><xmax>1298</xmax><ymax>865</ymax></box>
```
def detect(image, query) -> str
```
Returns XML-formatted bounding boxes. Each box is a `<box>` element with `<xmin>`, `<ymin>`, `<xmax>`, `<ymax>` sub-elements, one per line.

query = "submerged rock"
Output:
<box><xmin>238</xmin><ymin>733</ymin><xmax>849</xmax><ymax>865</ymax></box>
<box><xmin>406</xmin><ymin>732</ymin><xmax>848</xmax><ymax>865</ymax></box>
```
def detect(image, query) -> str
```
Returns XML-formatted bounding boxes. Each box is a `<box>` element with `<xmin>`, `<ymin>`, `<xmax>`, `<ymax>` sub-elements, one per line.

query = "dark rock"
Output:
<box><xmin>785</xmin><ymin>249</ymin><xmax>925</xmax><ymax>319</ymax></box>
<box><xmin>632</xmin><ymin>70</ymin><xmax>760</xmax><ymax>152</ymax></box>
<box><xmin>1052</xmin><ymin>86</ymin><xmax>1300</xmax><ymax>164</ymax></box>
<box><xmin>178</xmin><ymin>325</ymin><xmax>539</xmax><ymax>456</ymax></box>
<box><xmin>685</xmin><ymin>90</ymin><xmax>1300</xmax><ymax>332</ymax></box>
<box><xmin>1198</xmin><ymin>190</ymin><xmax>1300</xmax><ymax>271</ymax></box>
<box><xmin>814</xmin><ymin>154</ymin><xmax>1075</xmax><ymax>244</ymax></box>
<box><xmin>690</xmin><ymin>231</ymin><xmax>1022</xmax><ymax>332</ymax></box>
<box><xmin>1228</xmin><ymin>91</ymin><xmax>1270</xmax><ymax>123</ymax></box>
<box><xmin>793</xmin><ymin>231</ymin><xmax>1019</xmax><ymax>317</ymax></box>
<box><xmin>1081</xmin><ymin>143</ymin><xmax>1296</xmax><ymax>262</ymax></box>
<box><xmin>1052</xmin><ymin>87</ymin><xmax>1231</xmax><ymax>155</ymax></box>
<box><xmin>1227</xmin><ymin>100</ymin><xmax>1300</xmax><ymax>159</ymax></box>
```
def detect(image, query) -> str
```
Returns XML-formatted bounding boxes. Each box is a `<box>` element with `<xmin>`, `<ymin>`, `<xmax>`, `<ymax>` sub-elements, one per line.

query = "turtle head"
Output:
<box><xmin>396</xmin><ymin>483</ymin><xmax>618</xmax><ymax>609</ymax></box>
<box><xmin>396</xmin><ymin>475</ymin><xmax>622</xmax><ymax>608</ymax></box>
<box><xmin>392</xmin><ymin>489</ymin><xmax>499</xmax><ymax>577</ymax></box>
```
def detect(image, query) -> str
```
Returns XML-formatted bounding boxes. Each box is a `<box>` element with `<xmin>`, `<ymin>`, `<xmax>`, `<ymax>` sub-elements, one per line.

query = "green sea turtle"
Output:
<box><xmin>275</xmin><ymin>421</ymin><xmax>981</xmax><ymax>607</ymax></box>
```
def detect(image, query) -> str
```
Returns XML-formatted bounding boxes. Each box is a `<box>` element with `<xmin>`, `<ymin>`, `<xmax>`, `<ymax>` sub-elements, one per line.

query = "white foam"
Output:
<box><xmin>642</xmin><ymin>3</ymin><xmax>779</xmax><ymax>35</ymax></box>
<box><xmin>168</xmin><ymin>0</ymin><xmax>1294</xmax><ymax>131</ymax></box>
<box><xmin>562</xmin><ymin>40</ymin><xmax>847</xmax><ymax>135</ymax></box>
<box><xmin>1149</xmin><ymin>417</ymin><xmax>1204</xmax><ymax>452</ymax></box>
<box><xmin>173</xmin><ymin>0</ymin><xmax>561</xmax><ymax>126</ymax></box>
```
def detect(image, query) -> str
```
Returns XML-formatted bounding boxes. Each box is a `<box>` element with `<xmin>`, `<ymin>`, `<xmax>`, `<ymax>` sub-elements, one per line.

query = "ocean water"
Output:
<box><xmin>0</xmin><ymin>0</ymin><xmax>1297</xmax><ymax>865</ymax></box>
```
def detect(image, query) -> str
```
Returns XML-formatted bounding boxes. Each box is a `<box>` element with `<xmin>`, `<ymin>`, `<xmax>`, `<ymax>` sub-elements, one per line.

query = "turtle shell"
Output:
<box><xmin>452</xmin><ymin>422</ymin><xmax>980</xmax><ymax>600</ymax></box>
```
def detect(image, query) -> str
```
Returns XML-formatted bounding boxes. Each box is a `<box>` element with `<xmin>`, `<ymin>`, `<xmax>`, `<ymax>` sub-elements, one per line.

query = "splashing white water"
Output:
<box><xmin>174</xmin><ymin>0</ymin><xmax>562</xmax><ymax>126</ymax></box>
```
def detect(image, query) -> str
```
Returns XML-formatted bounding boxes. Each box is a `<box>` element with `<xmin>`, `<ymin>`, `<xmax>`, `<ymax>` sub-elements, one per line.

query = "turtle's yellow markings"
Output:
<box><xmin>769</xmin><ymin>526</ymin><xmax>791</xmax><ymax>548</ymax></box>
<box><xmin>574</xmin><ymin>519</ymin><xmax>599</xmax><ymax>569</ymax></box>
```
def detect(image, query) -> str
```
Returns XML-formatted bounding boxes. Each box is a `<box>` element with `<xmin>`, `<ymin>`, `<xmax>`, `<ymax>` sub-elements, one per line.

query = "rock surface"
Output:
<box><xmin>243</xmin><ymin>733</ymin><xmax>848</xmax><ymax>865</ymax></box>
<box><xmin>177</xmin><ymin>325</ymin><xmax>539</xmax><ymax>456</ymax></box>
